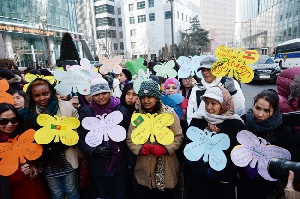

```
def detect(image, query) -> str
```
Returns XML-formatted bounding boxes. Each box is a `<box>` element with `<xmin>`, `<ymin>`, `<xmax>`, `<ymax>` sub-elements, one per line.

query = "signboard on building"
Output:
<box><xmin>0</xmin><ymin>24</ymin><xmax>54</xmax><ymax>36</ymax></box>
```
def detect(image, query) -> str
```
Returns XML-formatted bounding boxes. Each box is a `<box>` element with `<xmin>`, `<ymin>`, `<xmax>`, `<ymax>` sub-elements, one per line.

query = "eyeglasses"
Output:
<box><xmin>0</xmin><ymin>117</ymin><xmax>18</xmax><ymax>126</ymax></box>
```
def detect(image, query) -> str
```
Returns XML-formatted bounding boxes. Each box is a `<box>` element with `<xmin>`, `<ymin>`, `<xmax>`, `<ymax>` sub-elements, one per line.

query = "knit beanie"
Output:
<box><xmin>90</xmin><ymin>78</ymin><xmax>111</xmax><ymax>96</ymax></box>
<box><xmin>138</xmin><ymin>81</ymin><xmax>161</xmax><ymax>100</ymax></box>
<box><xmin>163</xmin><ymin>78</ymin><xmax>180</xmax><ymax>93</ymax></box>
<box><xmin>200</xmin><ymin>86</ymin><xmax>223</xmax><ymax>104</ymax></box>
<box><xmin>122</xmin><ymin>69</ymin><xmax>132</xmax><ymax>81</ymax></box>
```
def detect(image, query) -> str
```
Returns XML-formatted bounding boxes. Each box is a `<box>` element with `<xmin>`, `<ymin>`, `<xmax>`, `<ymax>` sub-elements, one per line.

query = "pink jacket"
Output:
<box><xmin>277</xmin><ymin>67</ymin><xmax>300</xmax><ymax>133</ymax></box>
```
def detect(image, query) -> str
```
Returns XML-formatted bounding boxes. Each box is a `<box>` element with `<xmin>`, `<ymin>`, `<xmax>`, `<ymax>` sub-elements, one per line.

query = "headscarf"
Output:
<box><xmin>163</xmin><ymin>78</ymin><xmax>180</xmax><ymax>93</ymax></box>
<box><xmin>192</xmin><ymin>86</ymin><xmax>242</xmax><ymax>133</ymax></box>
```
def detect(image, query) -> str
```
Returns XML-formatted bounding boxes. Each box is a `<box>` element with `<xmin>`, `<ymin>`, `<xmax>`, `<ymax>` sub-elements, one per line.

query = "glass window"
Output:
<box><xmin>94</xmin><ymin>4</ymin><xmax>115</xmax><ymax>14</ymax></box>
<box><xmin>186</xmin><ymin>15</ymin><xmax>187</xmax><ymax>22</ymax></box>
<box><xmin>129</xmin><ymin>4</ymin><xmax>134</xmax><ymax>11</ymax></box>
<box><xmin>165</xmin><ymin>11</ymin><xmax>171</xmax><ymax>19</ymax></box>
<box><xmin>280</xmin><ymin>15</ymin><xmax>283</xmax><ymax>21</ymax></box>
<box><xmin>149</xmin><ymin>13</ymin><xmax>155</xmax><ymax>21</ymax></box>
<box><xmin>114</xmin><ymin>43</ymin><xmax>118</xmax><ymax>50</ymax></box>
<box><xmin>137</xmin><ymin>1</ymin><xmax>145</xmax><ymax>9</ymax></box>
<box><xmin>148</xmin><ymin>0</ymin><xmax>154</xmax><ymax>7</ymax></box>
<box><xmin>119</xmin><ymin>31</ymin><xmax>123</xmax><ymax>38</ymax></box>
<box><xmin>96</xmin><ymin>17</ymin><xmax>116</xmax><ymax>27</ymax></box>
<box><xmin>129</xmin><ymin>17</ymin><xmax>135</xmax><ymax>24</ymax></box>
<box><xmin>118</xmin><ymin>18</ymin><xmax>122</xmax><ymax>26</ymax></box>
<box><xmin>138</xmin><ymin>15</ymin><xmax>146</xmax><ymax>23</ymax></box>
<box><xmin>131</xmin><ymin>42</ymin><xmax>136</xmax><ymax>49</ymax></box>
<box><xmin>130</xmin><ymin>29</ymin><xmax>136</xmax><ymax>36</ymax></box>
<box><xmin>118</xmin><ymin>7</ymin><xmax>121</xmax><ymax>15</ymax></box>
<box><xmin>120</xmin><ymin>42</ymin><xmax>124</xmax><ymax>50</ymax></box>
<box><xmin>177</xmin><ymin>11</ymin><xmax>179</xmax><ymax>19</ymax></box>
<box><xmin>182</xmin><ymin>13</ymin><xmax>184</xmax><ymax>20</ymax></box>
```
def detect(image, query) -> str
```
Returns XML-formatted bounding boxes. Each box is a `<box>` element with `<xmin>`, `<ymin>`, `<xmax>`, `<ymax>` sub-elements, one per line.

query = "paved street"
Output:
<box><xmin>241</xmin><ymin>81</ymin><xmax>277</xmax><ymax>110</ymax></box>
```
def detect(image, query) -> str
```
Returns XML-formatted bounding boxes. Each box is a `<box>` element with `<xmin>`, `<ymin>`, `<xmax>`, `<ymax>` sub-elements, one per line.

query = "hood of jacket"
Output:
<box><xmin>6</xmin><ymin>74</ymin><xmax>21</xmax><ymax>84</ymax></box>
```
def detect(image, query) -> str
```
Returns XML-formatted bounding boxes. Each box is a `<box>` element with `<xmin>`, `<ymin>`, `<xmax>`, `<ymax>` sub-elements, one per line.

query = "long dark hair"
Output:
<box><xmin>11</xmin><ymin>90</ymin><xmax>26</xmax><ymax>98</ymax></box>
<box><xmin>0</xmin><ymin>103</ymin><xmax>23</xmax><ymax>138</ymax></box>
<box><xmin>253</xmin><ymin>89</ymin><xmax>279</xmax><ymax>112</ymax></box>
<box><xmin>120</xmin><ymin>83</ymin><xmax>136</xmax><ymax>114</ymax></box>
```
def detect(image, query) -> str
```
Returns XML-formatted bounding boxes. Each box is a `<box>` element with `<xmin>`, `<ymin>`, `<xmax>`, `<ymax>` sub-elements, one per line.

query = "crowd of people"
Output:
<box><xmin>0</xmin><ymin>56</ymin><xmax>300</xmax><ymax>199</ymax></box>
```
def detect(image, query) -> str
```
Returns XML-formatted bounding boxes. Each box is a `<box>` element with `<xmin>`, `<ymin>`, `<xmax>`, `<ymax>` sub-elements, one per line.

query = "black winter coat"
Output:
<box><xmin>77</xmin><ymin>104</ymin><xmax>131</xmax><ymax>177</ymax></box>
<box><xmin>237</xmin><ymin>115</ymin><xmax>293</xmax><ymax>199</ymax></box>
<box><xmin>184</xmin><ymin>118</ymin><xmax>245</xmax><ymax>199</ymax></box>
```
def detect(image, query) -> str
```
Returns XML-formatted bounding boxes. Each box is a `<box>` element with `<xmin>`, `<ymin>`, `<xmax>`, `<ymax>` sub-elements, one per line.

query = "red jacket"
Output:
<box><xmin>277</xmin><ymin>67</ymin><xmax>300</xmax><ymax>133</ymax></box>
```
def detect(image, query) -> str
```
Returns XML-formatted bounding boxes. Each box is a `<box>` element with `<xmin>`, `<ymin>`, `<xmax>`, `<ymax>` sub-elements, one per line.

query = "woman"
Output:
<box><xmin>180</xmin><ymin>76</ymin><xmax>196</xmax><ymax>100</ymax></box>
<box><xmin>78</xmin><ymin>78</ymin><xmax>131</xmax><ymax>199</ymax></box>
<box><xmin>118</xmin><ymin>69</ymin><xmax>132</xmax><ymax>91</ymax></box>
<box><xmin>12</xmin><ymin>90</ymin><xmax>25</xmax><ymax>109</ymax></box>
<box><xmin>184</xmin><ymin>86</ymin><xmax>245</xmax><ymax>199</ymax></box>
<box><xmin>164</xmin><ymin>77</ymin><xmax>180</xmax><ymax>95</ymax></box>
<box><xmin>0</xmin><ymin>103</ymin><xmax>47</xmax><ymax>199</ymax></box>
<box><xmin>127</xmin><ymin>81</ymin><xmax>183</xmax><ymax>199</ymax></box>
<box><xmin>18</xmin><ymin>78</ymin><xmax>80</xmax><ymax>199</ymax></box>
<box><xmin>238</xmin><ymin>90</ymin><xmax>292</xmax><ymax>199</ymax></box>
<box><xmin>120</xmin><ymin>83</ymin><xmax>139</xmax><ymax>115</ymax></box>
<box><xmin>0</xmin><ymin>68</ymin><xmax>22</xmax><ymax>91</ymax></box>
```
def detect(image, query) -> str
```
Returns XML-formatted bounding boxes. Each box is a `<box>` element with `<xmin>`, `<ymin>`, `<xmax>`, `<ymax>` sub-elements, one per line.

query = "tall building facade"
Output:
<box><xmin>0</xmin><ymin>0</ymin><xmax>87</xmax><ymax>67</ymax></box>
<box><xmin>236</xmin><ymin>0</ymin><xmax>300</xmax><ymax>54</ymax></box>
<box><xmin>199</xmin><ymin>0</ymin><xmax>236</xmax><ymax>47</ymax></box>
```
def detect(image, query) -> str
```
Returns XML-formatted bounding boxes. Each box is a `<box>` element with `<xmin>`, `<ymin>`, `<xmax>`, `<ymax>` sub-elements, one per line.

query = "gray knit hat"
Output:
<box><xmin>138</xmin><ymin>81</ymin><xmax>161</xmax><ymax>99</ymax></box>
<box><xmin>90</xmin><ymin>78</ymin><xmax>110</xmax><ymax>96</ymax></box>
<box><xmin>199</xmin><ymin>56</ymin><xmax>218</xmax><ymax>69</ymax></box>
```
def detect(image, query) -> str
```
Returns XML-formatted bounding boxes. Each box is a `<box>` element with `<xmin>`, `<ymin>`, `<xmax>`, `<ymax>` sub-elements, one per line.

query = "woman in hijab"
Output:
<box><xmin>184</xmin><ymin>86</ymin><xmax>245</xmax><ymax>199</ymax></box>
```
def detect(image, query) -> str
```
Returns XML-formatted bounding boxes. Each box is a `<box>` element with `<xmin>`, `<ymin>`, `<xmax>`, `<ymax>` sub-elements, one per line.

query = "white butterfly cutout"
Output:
<box><xmin>230</xmin><ymin>130</ymin><xmax>291</xmax><ymax>181</ymax></box>
<box><xmin>82</xmin><ymin>111</ymin><xmax>126</xmax><ymax>147</ymax></box>
<box><xmin>184</xmin><ymin>126</ymin><xmax>230</xmax><ymax>171</ymax></box>
<box><xmin>154</xmin><ymin>60</ymin><xmax>177</xmax><ymax>78</ymax></box>
<box><xmin>177</xmin><ymin>56</ymin><xmax>205</xmax><ymax>78</ymax></box>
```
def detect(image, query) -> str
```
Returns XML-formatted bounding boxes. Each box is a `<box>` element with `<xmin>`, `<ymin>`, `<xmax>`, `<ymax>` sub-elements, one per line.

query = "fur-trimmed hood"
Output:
<box><xmin>6</xmin><ymin>74</ymin><xmax>21</xmax><ymax>84</ymax></box>
<box><xmin>289</xmin><ymin>74</ymin><xmax>300</xmax><ymax>100</ymax></box>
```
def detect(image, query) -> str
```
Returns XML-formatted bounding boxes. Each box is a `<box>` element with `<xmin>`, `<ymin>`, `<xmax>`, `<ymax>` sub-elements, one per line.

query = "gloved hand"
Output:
<box><xmin>93</xmin><ymin>146</ymin><xmax>114</xmax><ymax>158</ymax></box>
<box><xmin>245</xmin><ymin>165</ymin><xmax>259</xmax><ymax>179</ymax></box>
<box><xmin>140</xmin><ymin>144</ymin><xmax>152</xmax><ymax>156</ymax></box>
<box><xmin>224</xmin><ymin>77</ymin><xmax>237</xmax><ymax>93</ymax></box>
<box><xmin>151</xmin><ymin>145</ymin><xmax>167</xmax><ymax>156</ymax></box>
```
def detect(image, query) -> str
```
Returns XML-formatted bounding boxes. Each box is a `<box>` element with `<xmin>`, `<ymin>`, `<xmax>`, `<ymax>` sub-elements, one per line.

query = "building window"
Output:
<box><xmin>286</xmin><ymin>13</ymin><xmax>289</xmax><ymax>18</ymax></box>
<box><xmin>117</xmin><ymin>7</ymin><xmax>121</xmax><ymax>15</ymax></box>
<box><xmin>165</xmin><ymin>11</ymin><xmax>171</xmax><ymax>19</ymax></box>
<box><xmin>149</xmin><ymin>13</ymin><xmax>155</xmax><ymax>21</ymax></box>
<box><xmin>94</xmin><ymin>4</ymin><xmax>114</xmax><ymax>14</ymax></box>
<box><xmin>280</xmin><ymin>15</ymin><xmax>283</xmax><ymax>21</ymax></box>
<box><xmin>138</xmin><ymin>15</ymin><xmax>146</xmax><ymax>23</ymax></box>
<box><xmin>189</xmin><ymin>17</ymin><xmax>191</xmax><ymax>22</ymax></box>
<box><xmin>96</xmin><ymin>30</ymin><xmax>116</xmax><ymax>39</ymax></box>
<box><xmin>295</xmin><ymin>10</ymin><xmax>299</xmax><ymax>16</ymax></box>
<box><xmin>119</xmin><ymin>31</ymin><xmax>123</xmax><ymax>38</ymax></box>
<box><xmin>130</xmin><ymin>29</ymin><xmax>136</xmax><ymax>37</ymax></box>
<box><xmin>177</xmin><ymin>11</ymin><xmax>179</xmax><ymax>19</ymax></box>
<box><xmin>182</xmin><ymin>13</ymin><xmax>183</xmax><ymax>20</ymax></box>
<box><xmin>118</xmin><ymin>18</ymin><xmax>122</xmax><ymax>26</ymax></box>
<box><xmin>129</xmin><ymin>17</ymin><xmax>135</xmax><ymax>24</ymax></box>
<box><xmin>96</xmin><ymin>17</ymin><xmax>116</xmax><ymax>27</ymax></box>
<box><xmin>114</xmin><ymin>43</ymin><xmax>118</xmax><ymax>50</ymax></box>
<box><xmin>120</xmin><ymin>42</ymin><xmax>124</xmax><ymax>50</ymax></box>
<box><xmin>148</xmin><ymin>0</ymin><xmax>154</xmax><ymax>7</ymax></box>
<box><xmin>131</xmin><ymin>42</ymin><xmax>136</xmax><ymax>49</ymax></box>
<box><xmin>137</xmin><ymin>1</ymin><xmax>145</xmax><ymax>9</ymax></box>
<box><xmin>129</xmin><ymin>4</ymin><xmax>134</xmax><ymax>11</ymax></box>
<box><xmin>186</xmin><ymin>15</ymin><xmax>187</xmax><ymax>22</ymax></box>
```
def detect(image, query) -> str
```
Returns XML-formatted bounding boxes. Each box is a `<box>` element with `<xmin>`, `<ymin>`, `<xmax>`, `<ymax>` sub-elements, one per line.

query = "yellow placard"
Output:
<box><xmin>35</xmin><ymin>114</ymin><xmax>80</xmax><ymax>146</ymax></box>
<box><xmin>211</xmin><ymin>46</ymin><xmax>259</xmax><ymax>83</ymax></box>
<box><xmin>131</xmin><ymin>113</ymin><xmax>174</xmax><ymax>145</ymax></box>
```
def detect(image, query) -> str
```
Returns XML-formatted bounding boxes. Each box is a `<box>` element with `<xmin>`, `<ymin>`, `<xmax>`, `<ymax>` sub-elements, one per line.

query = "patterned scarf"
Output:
<box><xmin>90</xmin><ymin>96</ymin><xmax>121</xmax><ymax>173</ymax></box>
<box><xmin>245</xmin><ymin>108</ymin><xmax>282</xmax><ymax>143</ymax></box>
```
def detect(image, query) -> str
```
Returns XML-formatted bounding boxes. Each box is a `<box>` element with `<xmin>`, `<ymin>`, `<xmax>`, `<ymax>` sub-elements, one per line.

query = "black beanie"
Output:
<box><xmin>122</xmin><ymin>69</ymin><xmax>132</xmax><ymax>81</ymax></box>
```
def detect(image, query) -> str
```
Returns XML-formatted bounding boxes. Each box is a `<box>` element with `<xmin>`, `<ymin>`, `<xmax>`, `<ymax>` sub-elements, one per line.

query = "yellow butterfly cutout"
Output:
<box><xmin>23</xmin><ymin>73</ymin><xmax>56</xmax><ymax>92</ymax></box>
<box><xmin>34</xmin><ymin>114</ymin><xmax>80</xmax><ymax>146</ymax></box>
<box><xmin>210</xmin><ymin>46</ymin><xmax>259</xmax><ymax>83</ymax></box>
<box><xmin>131</xmin><ymin>113</ymin><xmax>174</xmax><ymax>145</ymax></box>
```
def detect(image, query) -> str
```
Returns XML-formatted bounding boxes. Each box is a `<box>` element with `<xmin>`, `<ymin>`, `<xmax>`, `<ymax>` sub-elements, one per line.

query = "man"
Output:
<box><xmin>186</xmin><ymin>56</ymin><xmax>245</xmax><ymax>124</ymax></box>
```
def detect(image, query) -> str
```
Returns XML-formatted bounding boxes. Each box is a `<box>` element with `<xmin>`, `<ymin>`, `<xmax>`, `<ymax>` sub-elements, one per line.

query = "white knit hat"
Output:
<box><xmin>200</xmin><ymin>87</ymin><xmax>223</xmax><ymax>104</ymax></box>
<box><xmin>90</xmin><ymin>78</ymin><xmax>110</xmax><ymax>96</ymax></box>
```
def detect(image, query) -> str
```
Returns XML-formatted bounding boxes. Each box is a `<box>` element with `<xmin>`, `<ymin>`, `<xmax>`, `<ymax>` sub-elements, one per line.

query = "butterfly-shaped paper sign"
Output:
<box><xmin>23</xmin><ymin>73</ymin><xmax>56</xmax><ymax>92</ymax></box>
<box><xmin>177</xmin><ymin>56</ymin><xmax>205</xmax><ymax>78</ymax></box>
<box><xmin>0</xmin><ymin>129</ymin><xmax>43</xmax><ymax>176</ymax></box>
<box><xmin>161</xmin><ymin>94</ymin><xmax>184</xmax><ymax>118</ymax></box>
<box><xmin>230</xmin><ymin>130</ymin><xmax>291</xmax><ymax>181</ymax></box>
<box><xmin>210</xmin><ymin>46</ymin><xmax>259</xmax><ymax>83</ymax></box>
<box><xmin>68</xmin><ymin>58</ymin><xmax>102</xmax><ymax>83</ymax></box>
<box><xmin>54</xmin><ymin>70</ymin><xmax>90</xmax><ymax>96</ymax></box>
<box><xmin>154</xmin><ymin>60</ymin><xmax>177</xmax><ymax>78</ymax></box>
<box><xmin>99</xmin><ymin>56</ymin><xmax>122</xmax><ymax>75</ymax></box>
<box><xmin>125</xmin><ymin>58</ymin><xmax>147</xmax><ymax>75</ymax></box>
<box><xmin>131</xmin><ymin>113</ymin><xmax>174</xmax><ymax>145</ymax></box>
<box><xmin>0</xmin><ymin>80</ymin><xmax>14</xmax><ymax>104</ymax></box>
<box><xmin>82</xmin><ymin>111</ymin><xmax>126</xmax><ymax>147</ymax></box>
<box><xmin>184</xmin><ymin>126</ymin><xmax>230</xmax><ymax>171</ymax></box>
<box><xmin>35</xmin><ymin>114</ymin><xmax>80</xmax><ymax>146</ymax></box>
<box><xmin>133</xmin><ymin>68</ymin><xmax>152</xmax><ymax>93</ymax></box>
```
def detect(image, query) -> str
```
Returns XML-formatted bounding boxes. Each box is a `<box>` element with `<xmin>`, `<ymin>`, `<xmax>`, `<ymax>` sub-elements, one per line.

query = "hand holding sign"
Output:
<box><xmin>35</xmin><ymin>114</ymin><xmax>80</xmax><ymax>146</ymax></box>
<box><xmin>184</xmin><ymin>127</ymin><xmax>230</xmax><ymax>171</ymax></box>
<box><xmin>0</xmin><ymin>80</ymin><xmax>14</xmax><ymax>104</ymax></box>
<box><xmin>131</xmin><ymin>113</ymin><xmax>174</xmax><ymax>145</ymax></box>
<box><xmin>230</xmin><ymin>130</ymin><xmax>291</xmax><ymax>181</ymax></box>
<box><xmin>54</xmin><ymin>70</ymin><xmax>90</xmax><ymax>96</ymax></box>
<box><xmin>99</xmin><ymin>56</ymin><xmax>123</xmax><ymax>74</ymax></box>
<box><xmin>0</xmin><ymin>129</ymin><xmax>43</xmax><ymax>176</ymax></box>
<box><xmin>82</xmin><ymin>111</ymin><xmax>126</xmax><ymax>147</ymax></box>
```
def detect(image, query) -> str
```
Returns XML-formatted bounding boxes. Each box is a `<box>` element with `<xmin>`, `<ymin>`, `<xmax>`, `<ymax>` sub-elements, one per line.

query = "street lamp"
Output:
<box><xmin>235</xmin><ymin>19</ymin><xmax>251</xmax><ymax>49</ymax></box>
<box><xmin>167</xmin><ymin>0</ymin><xmax>175</xmax><ymax>56</ymax></box>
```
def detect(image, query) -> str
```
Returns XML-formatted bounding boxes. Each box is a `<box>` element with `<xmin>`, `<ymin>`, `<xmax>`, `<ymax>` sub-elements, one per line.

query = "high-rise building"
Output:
<box><xmin>236</xmin><ymin>0</ymin><xmax>300</xmax><ymax>54</ymax></box>
<box><xmin>199</xmin><ymin>0</ymin><xmax>236</xmax><ymax>47</ymax></box>
<box><xmin>0</xmin><ymin>0</ymin><xmax>90</xmax><ymax>67</ymax></box>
